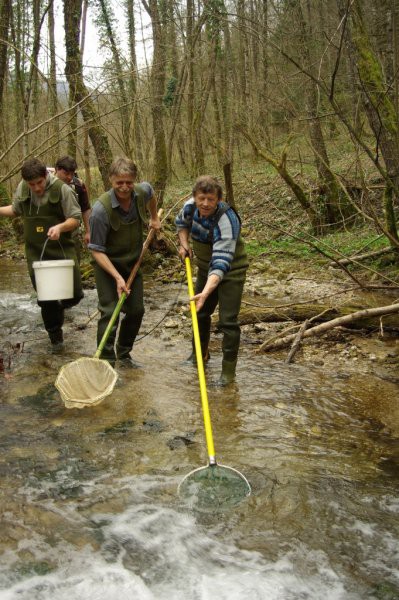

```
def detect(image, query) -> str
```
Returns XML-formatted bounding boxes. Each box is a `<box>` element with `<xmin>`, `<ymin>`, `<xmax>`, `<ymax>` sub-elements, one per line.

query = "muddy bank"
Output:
<box><xmin>241</xmin><ymin>258</ymin><xmax>399</xmax><ymax>381</ymax></box>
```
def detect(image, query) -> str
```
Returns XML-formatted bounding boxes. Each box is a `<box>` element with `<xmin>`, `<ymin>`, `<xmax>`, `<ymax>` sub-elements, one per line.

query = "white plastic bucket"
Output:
<box><xmin>32</xmin><ymin>259</ymin><xmax>74</xmax><ymax>301</ymax></box>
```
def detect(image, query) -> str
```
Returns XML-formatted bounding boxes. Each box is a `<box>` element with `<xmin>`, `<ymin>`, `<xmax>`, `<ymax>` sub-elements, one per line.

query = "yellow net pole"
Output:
<box><xmin>185</xmin><ymin>257</ymin><xmax>216</xmax><ymax>463</ymax></box>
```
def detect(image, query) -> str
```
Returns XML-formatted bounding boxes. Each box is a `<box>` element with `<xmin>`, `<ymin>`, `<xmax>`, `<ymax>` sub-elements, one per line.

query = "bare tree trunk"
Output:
<box><xmin>81</xmin><ymin>0</ymin><xmax>88</xmax><ymax>55</ymax></box>
<box><xmin>220</xmin><ymin>3</ymin><xmax>237</xmax><ymax>197</ymax></box>
<box><xmin>48</xmin><ymin>0</ymin><xmax>59</xmax><ymax>162</ymax></box>
<box><xmin>97</xmin><ymin>0</ymin><xmax>132</xmax><ymax>156</ymax></box>
<box><xmin>186</xmin><ymin>0</ymin><xmax>195</xmax><ymax>176</ymax></box>
<box><xmin>9</xmin><ymin>2</ymin><xmax>24</xmax><ymax>138</ymax></box>
<box><xmin>223</xmin><ymin>162</ymin><xmax>235</xmax><ymax>208</ymax></box>
<box><xmin>393</xmin><ymin>0</ymin><xmax>399</xmax><ymax>143</ymax></box>
<box><xmin>126</xmin><ymin>0</ymin><xmax>143</xmax><ymax>166</ymax></box>
<box><xmin>260</xmin><ymin>0</ymin><xmax>271</xmax><ymax>144</ymax></box>
<box><xmin>298</xmin><ymin>0</ymin><xmax>343</xmax><ymax>229</ymax></box>
<box><xmin>64</xmin><ymin>0</ymin><xmax>113</xmax><ymax>187</ymax></box>
<box><xmin>141</xmin><ymin>0</ymin><xmax>168</xmax><ymax>203</ymax></box>
<box><xmin>193</xmin><ymin>32</ymin><xmax>218</xmax><ymax>174</ymax></box>
<box><xmin>0</xmin><ymin>0</ymin><xmax>11</xmax><ymax>154</ymax></box>
<box><xmin>83</xmin><ymin>125</ymin><xmax>91</xmax><ymax>195</ymax></box>
<box><xmin>0</xmin><ymin>0</ymin><xmax>11</xmax><ymax>106</ymax></box>
<box><xmin>237</xmin><ymin>0</ymin><xmax>250</xmax><ymax>128</ymax></box>
<box><xmin>337</xmin><ymin>0</ymin><xmax>399</xmax><ymax>236</ymax></box>
<box><xmin>68</xmin><ymin>0</ymin><xmax>88</xmax><ymax>161</ymax></box>
<box><xmin>26</xmin><ymin>0</ymin><xmax>48</xmax><ymax>152</ymax></box>
<box><xmin>13</xmin><ymin>0</ymin><xmax>47</xmax><ymax>156</ymax></box>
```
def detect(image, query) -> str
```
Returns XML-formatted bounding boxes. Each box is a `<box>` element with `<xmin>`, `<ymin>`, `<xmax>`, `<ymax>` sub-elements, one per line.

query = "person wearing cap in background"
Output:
<box><xmin>0</xmin><ymin>157</ymin><xmax>83</xmax><ymax>346</ymax></box>
<box><xmin>175</xmin><ymin>175</ymin><xmax>249</xmax><ymax>386</ymax></box>
<box><xmin>54</xmin><ymin>155</ymin><xmax>91</xmax><ymax>263</ymax></box>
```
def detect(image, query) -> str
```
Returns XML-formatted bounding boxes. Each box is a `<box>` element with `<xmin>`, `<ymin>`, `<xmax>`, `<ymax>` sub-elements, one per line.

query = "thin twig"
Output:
<box><xmin>285</xmin><ymin>319</ymin><xmax>309</xmax><ymax>363</ymax></box>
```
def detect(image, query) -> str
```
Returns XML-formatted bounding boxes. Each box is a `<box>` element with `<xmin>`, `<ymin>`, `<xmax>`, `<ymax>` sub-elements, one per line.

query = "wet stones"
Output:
<box><xmin>19</xmin><ymin>383</ymin><xmax>64</xmax><ymax>417</ymax></box>
<box><xmin>101</xmin><ymin>420</ymin><xmax>135</xmax><ymax>435</ymax></box>
<box><xmin>167</xmin><ymin>432</ymin><xmax>196</xmax><ymax>450</ymax></box>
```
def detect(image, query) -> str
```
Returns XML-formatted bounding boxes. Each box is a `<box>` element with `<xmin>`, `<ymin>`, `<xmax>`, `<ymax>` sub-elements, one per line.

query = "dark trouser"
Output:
<box><xmin>95</xmin><ymin>265</ymin><xmax>144</xmax><ymax>361</ymax></box>
<box><xmin>195</xmin><ymin>269</ymin><xmax>245</xmax><ymax>363</ymax></box>
<box><xmin>39</xmin><ymin>300</ymin><xmax>64</xmax><ymax>334</ymax></box>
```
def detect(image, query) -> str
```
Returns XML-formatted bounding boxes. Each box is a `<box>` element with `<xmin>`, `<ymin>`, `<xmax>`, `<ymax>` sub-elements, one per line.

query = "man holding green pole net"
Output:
<box><xmin>55</xmin><ymin>158</ymin><xmax>161</xmax><ymax>409</ymax></box>
<box><xmin>89</xmin><ymin>157</ymin><xmax>161</xmax><ymax>368</ymax></box>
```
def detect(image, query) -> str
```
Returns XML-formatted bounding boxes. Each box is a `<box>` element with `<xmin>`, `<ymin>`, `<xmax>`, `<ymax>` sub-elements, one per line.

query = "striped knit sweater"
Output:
<box><xmin>175</xmin><ymin>198</ymin><xmax>241</xmax><ymax>279</ymax></box>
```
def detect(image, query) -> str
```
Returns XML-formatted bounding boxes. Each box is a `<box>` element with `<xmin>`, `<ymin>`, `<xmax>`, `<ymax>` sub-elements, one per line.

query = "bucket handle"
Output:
<box><xmin>39</xmin><ymin>237</ymin><xmax>67</xmax><ymax>262</ymax></box>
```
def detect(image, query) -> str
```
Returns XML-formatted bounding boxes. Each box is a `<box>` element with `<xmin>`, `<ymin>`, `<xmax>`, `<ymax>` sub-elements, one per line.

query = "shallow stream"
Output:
<box><xmin>0</xmin><ymin>259</ymin><xmax>398</xmax><ymax>599</ymax></box>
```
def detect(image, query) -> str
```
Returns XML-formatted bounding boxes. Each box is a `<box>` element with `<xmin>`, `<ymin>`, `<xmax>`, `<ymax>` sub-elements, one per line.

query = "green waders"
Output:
<box><xmin>20</xmin><ymin>182</ymin><xmax>83</xmax><ymax>343</ymax></box>
<box><xmin>94</xmin><ymin>265</ymin><xmax>144</xmax><ymax>362</ymax></box>
<box><xmin>192</xmin><ymin>236</ymin><xmax>248</xmax><ymax>384</ymax></box>
<box><xmin>94</xmin><ymin>188</ymin><xmax>147</xmax><ymax>363</ymax></box>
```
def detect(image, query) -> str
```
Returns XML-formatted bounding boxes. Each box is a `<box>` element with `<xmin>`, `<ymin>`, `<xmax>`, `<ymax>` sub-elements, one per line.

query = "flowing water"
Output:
<box><xmin>0</xmin><ymin>259</ymin><xmax>399</xmax><ymax>599</ymax></box>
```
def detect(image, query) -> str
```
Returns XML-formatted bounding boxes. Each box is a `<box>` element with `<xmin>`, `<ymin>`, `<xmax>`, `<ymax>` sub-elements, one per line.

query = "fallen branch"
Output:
<box><xmin>329</xmin><ymin>247</ymin><xmax>396</xmax><ymax>267</ymax></box>
<box><xmin>258</xmin><ymin>302</ymin><xmax>399</xmax><ymax>352</ymax></box>
<box><xmin>285</xmin><ymin>319</ymin><xmax>309</xmax><ymax>363</ymax></box>
<box><xmin>76</xmin><ymin>309</ymin><xmax>99</xmax><ymax>330</ymax></box>
<box><xmin>239</xmin><ymin>302</ymin><xmax>399</xmax><ymax>330</ymax></box>
<box><xmin>241</xmin><ymin>285</ymin><xmax>359</xmax><ymax>309</ymax></box>
<box><xmin>257</xmin><ymin>307</ymin><xmax>334</xmax><ymax>352</ymax></box>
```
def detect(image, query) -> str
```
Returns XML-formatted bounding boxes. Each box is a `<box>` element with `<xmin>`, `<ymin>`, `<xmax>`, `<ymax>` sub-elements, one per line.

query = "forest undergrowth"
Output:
<box><xmin>1</xmin><ymin>159</ymin><xmax>399</xmax><ymax>287</ymax></box>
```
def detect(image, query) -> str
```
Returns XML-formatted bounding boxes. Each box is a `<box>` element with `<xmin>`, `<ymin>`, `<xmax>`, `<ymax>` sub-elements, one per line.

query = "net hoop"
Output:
<box><xmin>55</xmin><ymin>357</ymin><xmax>118</xmax><ymax>409</ymax></box>
<box><xmin>178</xmin><ymin>463</ymin><xmax>251</xmax><ymax>512</ymax></box>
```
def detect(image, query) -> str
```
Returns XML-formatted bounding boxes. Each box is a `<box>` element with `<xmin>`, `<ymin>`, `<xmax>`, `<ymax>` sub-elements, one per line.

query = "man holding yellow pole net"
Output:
<box><xmin>176</xmin><ymin>176</ymin><xmax>248</xmax><ymax>386</ymax></box>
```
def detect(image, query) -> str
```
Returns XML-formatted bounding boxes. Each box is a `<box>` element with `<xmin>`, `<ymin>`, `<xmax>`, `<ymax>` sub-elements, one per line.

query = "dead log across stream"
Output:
<box><xmin>329</xmin><ymin>247</ymin><xmax>396</xmax><ymax>267</ymax></box>
<box><xmin>238</xmin><ymin>303</ymin><xmax>399</xmax><ymax>331</ymax></box>
<box><xmin>257</xmin><ymin>303</ymin><xmax>399</xmax><ymax>352</ymax></box>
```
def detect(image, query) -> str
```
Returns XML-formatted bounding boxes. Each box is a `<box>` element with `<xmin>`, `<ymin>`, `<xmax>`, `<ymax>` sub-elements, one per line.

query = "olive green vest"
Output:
<box><xmin>96</xmin><ymin>185</ymin><xmax>147</xmax><ymax>279</ymax></box>
<box><xmin>193</xmin><ymin>236</ymin><xmax>248</xmax><ymax>280</ymax></box>
<box><xmin>19</xmin><ymin>179</ymin><xmax>76</xmax><ymax>277</ymax></box>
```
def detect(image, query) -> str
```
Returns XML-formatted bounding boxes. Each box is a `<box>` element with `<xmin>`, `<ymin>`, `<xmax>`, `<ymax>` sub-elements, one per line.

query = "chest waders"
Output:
<box><xmin>19</xmin><ymin>181</ymin><xmax>83</xmax><ymax>342</ymax></box>
<box><xmin>192</xmin><ymin>214</ymin><xmax>249</xmax><ymax>385</ymax></box>
<box><xmin>94</xmin><ymin>187</ymin><xmax>147</xmax><ymax>362</ymax></box>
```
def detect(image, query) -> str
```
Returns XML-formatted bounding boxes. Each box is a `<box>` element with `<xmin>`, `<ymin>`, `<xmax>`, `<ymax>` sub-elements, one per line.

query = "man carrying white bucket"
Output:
<box><xmin>0</xmin><ymin>157</ymin><xmax>83</xmax><ymax>346</ymax></box>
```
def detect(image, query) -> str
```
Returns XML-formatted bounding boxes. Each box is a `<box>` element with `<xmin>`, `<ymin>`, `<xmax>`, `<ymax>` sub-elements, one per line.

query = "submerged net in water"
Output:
<box><xmin>178</xmin><ymin>464</ymin><xmax>251</xmax><ymax>512</ymax></box>
<box><xmin>55</xmin><ymin>357</ymin><xmax>118</xmax><ymax>409</ymax></box>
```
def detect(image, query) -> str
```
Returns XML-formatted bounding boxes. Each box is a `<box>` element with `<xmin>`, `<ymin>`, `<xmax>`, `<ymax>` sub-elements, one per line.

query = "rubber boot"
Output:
<box><xmin>182</xmin><ymin>348</ymin><xmax>210</xmax><ymax>365</ymax></box>
<box><xmin>183</xmin><ymin>322</ymin><xmax>211</xmax><ymax>365</ymax></box>
<box><xmin>117</xmin><ymin>350</ymin><xmax>141</xmax><ymax>369</ymax></box>
<box><xmin>116</xmin><ymin>338</ymin><xmax>142</xmax><ymax>369</ymax></box>
<box><xmin>48</xmin><ymin>328</ymin><xmax>63</xmax><ymax>345</ymax></box>
<box><xmin>116</xmin><ymin>343</ymin><xmax>133</xmax><ymax>361</ymax></box>
<box><xmin>217</xmin><ymin>358</ymin><xmax>237</xmax><ymax>386</ymax></box>
<box><xmin>118</xmin><ymin>358</ymin><xmax>141</xmax><ymax>369</ymax></box>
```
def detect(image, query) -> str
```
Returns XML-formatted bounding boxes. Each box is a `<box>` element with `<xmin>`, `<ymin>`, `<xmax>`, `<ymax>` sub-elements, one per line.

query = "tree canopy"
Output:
<box><xmin>1</xmin><ymin>0</ymin><xmax>399</xmax><ymax>243</ymax></box>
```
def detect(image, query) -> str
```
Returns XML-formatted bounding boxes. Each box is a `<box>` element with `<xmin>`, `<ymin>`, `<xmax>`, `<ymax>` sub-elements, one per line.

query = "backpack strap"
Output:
<box><xmin>185</xmin><ymin>199</ymin><xmax>241</xmax><ymax>244</ymax></box>
<box><xmin>209</xmin><ymin>202</ymin><xmax>241</xmax><ymax>244</ymax></box>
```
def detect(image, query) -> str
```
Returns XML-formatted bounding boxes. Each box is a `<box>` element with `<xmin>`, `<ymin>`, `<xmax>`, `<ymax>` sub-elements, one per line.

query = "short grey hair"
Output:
<box><xmin>109</xmin><ymin>157</ymin><xmax>138</xmax><ymax>178</ymax></box>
